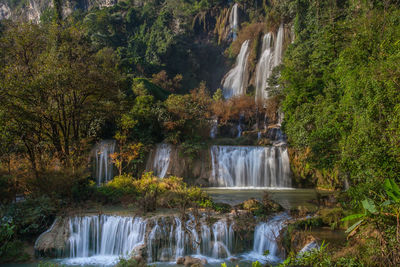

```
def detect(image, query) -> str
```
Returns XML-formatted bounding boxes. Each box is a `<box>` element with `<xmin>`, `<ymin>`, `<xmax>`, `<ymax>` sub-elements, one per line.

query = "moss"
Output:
<box><xmin>318</xmin><ymin>207</ymin><xmax>344</xmax><ymax>230</ymax></box>
<box><xmin>212</xmin><ymin>202</ymin><xmax>232</xmax><ymax>214</ymax></box>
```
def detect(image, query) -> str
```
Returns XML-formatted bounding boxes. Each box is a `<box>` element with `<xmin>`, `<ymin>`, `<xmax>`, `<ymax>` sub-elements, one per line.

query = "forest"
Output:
<box><xmin>0</xmin><ymin>0</ymin><xmax>400</xmax><ymax>266</ymax></box>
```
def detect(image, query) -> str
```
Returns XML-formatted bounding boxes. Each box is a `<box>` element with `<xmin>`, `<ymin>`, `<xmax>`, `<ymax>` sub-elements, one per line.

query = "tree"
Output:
<box><xmin>0</xmin><ymin>23</ymin><xmax>122</xmax><ymax>174</ymax></box>
<box><xmin>111</xmin><ymin>115</ymin><xmax>145</xmax><ymax>176</ymax></box>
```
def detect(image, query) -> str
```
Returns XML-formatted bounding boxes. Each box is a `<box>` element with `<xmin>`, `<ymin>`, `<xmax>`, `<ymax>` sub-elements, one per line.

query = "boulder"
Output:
<box><xmin>176</xmin><ymin>257</ymin><xmax>185</xmax><ymax>264</ymax></box>
<box><xmin>177</xmin><ymin>256</ymin><xmax>206</xmax><ymax>267</ymax></box>
<box><xmin>34</xmin><ymin>217</ymin><xmax>70</xmax><ymax>257</ymax></box>
<box><xmin>131</xmin><ymin>243</ymin><xmax>147</xmax><ymax>263</ymax></box>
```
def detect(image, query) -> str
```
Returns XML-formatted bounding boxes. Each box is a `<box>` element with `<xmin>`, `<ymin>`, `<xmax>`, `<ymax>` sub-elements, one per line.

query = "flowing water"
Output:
<box><xmin>149</xmin><ymin>143</ymin><xmax>172</xmax><ymax>178</ymax></box>
<box><xmin>222</xmin><ymin>40</ymin><xmax>250</xmax><ymax>98</ymax></box>
<box><xmin>34</xmin><ymin>213</ymin><xmax>291</xmax><ymax>266</ymax></box>
<box><xmin>93</xmin><ymin>140</ymin><xmax>116</xmax><ymax>185</ymax></box>
<box><xmin>56</xmin><ymin>214</ymin><xmax>258</xmax><ymax>266</ymax></box>
<box><xmin>229</xmin><ymin>3</ymin><xmax>239</xmax><ymax>40</ymax></box>
<box><xmin>255</xmin><ymin>25</ymin><xmax>285</xmax><ymax>102</ymax></box>
<box><xmin>210</xmin><ymin>145</ymin><xmax>291</xmax><ymax>188</ymax></box>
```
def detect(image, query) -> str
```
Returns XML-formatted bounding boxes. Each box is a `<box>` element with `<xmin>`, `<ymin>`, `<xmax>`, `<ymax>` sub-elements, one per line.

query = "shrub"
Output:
<box><xmin>1</xmin><ymin>196</ymin><xmax>57</xmax><ymax>240</ymax></box>
<box><xmin>96</xmin><ymin>174</ymin><xmax>137</xmax><ymax>204</ymax></box>
<box><xmin>0</xmin><ymin>173</ymin><xmax>14</xmax><ymax>204</ymax></box>
<box><xmin>0</xmin><ymin>220</ymin><xmax>30</xmax><ymax>263</ymax></box>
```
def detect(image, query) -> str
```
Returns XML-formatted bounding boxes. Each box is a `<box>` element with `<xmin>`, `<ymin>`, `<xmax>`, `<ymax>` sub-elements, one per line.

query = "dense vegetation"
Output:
<box><xmin>0</xmin><ymin>0</ymin><xmax>399</xmax><ymax>265</ymax></box>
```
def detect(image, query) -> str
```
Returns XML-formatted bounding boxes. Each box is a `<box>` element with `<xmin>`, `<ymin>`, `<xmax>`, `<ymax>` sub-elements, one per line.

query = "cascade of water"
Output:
<box><xmin>229</xmin><ymin>3</ymin><xmax>239</xmax><ymax>40</ymax></box>
<box><xmin>273</xmin><ymin>24</ymin><xmax>284</xmax><ymax>67</ymax></box>
<box><xmin>68</xmin><ymin>215</ymin><xmax>146</xmax><ymax>259</ymax></box>
<box><xmin>211</xmin><ymin>220</ymin><xmax>233</xmax><ymax>258</ymax></box>
<box><xmin>255</xmin><ymin>33</ymin><xmax>274</xmax><ymax>101</ymax></box>
<box><xmin>146</xmin><ymin>216</ymin><xmax>233</xmax><ymax>262</ymax></box>
<box><xmin>222</xmin><ymin>40</ymin><xmax>250</xmax><ymax>99</ymax></box>
<box><xmin>210</xmin><ymin>119</ymin><xmax>218</xmax><ymax>139</ymax></box>
<box><xmin>51</xmin><ymin>214</ymin><xmax>291</xmax><ymax>265</ymax></box>
<box><xmin>210</xmin><ymin>145</ymin><xmax>291</xmax><ymax>188</ymax></box>
<box><xmin>251</xmin><ymin>213</ymin><xmax>289</xmax><ymax>262</ymax></box>
<box><xmin>93</xmin><ymin>140</ymin><xmax>116</xmax><ymax>185</ymax></box>
<box><xmin>151</xmin><ymin>143</ymin><xmax>172</xmax><ymax>178</ymax></box>
<box><xmin>255</xmin><ymin>24</ymin><xmax>285</xmax><ymax>102</ymax></box>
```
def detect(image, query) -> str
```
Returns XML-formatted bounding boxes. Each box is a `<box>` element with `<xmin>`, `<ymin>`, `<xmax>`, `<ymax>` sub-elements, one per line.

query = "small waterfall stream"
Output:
<box><xmin>229</xmin><ymin>3</ymin><xmax>239</xmax><ymax>40</ymax></box>
<box><xmin>255</xmin><ymin>24</ymin><xmax>285</xmax><ymax>102</ymax></box>
<box><xmin>253</xmin><ymin>214</ymin><xmax>288</xmax><ymax>261</ymax></box>
<box><xmin>93</xmin><ymin>140</ymin><xmax>116</xmax><ymax>185</ymax></box>
<box><xmin>150</xmin><ymin>143</ymin><xmax>172</xmax><ymax>178</ymax></box>
<box><xmin>210</xmin><ymin>145</ymin><xmax>291</xmax><ymax>188</ymax></box>
<box><xmin>222</xmin><ymin>40</ymin><xmax>250</xmax><ymax>98</ymax></box>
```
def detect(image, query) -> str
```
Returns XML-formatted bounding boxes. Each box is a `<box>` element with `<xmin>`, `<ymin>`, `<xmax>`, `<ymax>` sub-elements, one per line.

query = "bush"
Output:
<box><xmin>0</xmin><ymin>220</ymin><xmax>30</xmax><ymax>263</ymax></box>
<box><xmin>71</xmin><ymin>177</ymin><xmax>96</xmax><ymax>203</ymax></box>
<box><xmin>0</xmin><ymin>173</ymin><xmax>14</xmax><ymax>204</ymax></box>
<box><xmin>1</xmin><ymin>196</ymin><xmax>57</xmax><ymax>240</ymax></box>
<box><xmin>96</xmin><ymin>174</ymin><xmax>137</xmax><ymax>204</ymax></box>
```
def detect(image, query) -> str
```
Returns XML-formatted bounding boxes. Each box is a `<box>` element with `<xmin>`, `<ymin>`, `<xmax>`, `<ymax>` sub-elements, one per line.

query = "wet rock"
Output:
<box><xmin>182</xmin><ymin>256</ymin><xmax>204</xmax><ymax>267</ymax></box>
<box><xmin>229</xmin><ymin>257</ymin><xmax>239</xmax><ymax>262</ymax></box>
<box><xmin>131</xmin><ymin>243</ymin><xmax>147</xmax><ymax>263</ymax></box>
<box><xmin>177</xmin><ymin>257</ymin><xmax>185</xmax><ymax>264</ymax></box>
<box><xmin>34</xmin><ymin>217</ymin><xmax>69</xmax><ymax>257</ymax></box>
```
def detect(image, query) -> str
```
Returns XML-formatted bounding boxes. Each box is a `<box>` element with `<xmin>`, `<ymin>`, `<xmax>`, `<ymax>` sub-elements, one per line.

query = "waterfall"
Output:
<box><xmin>255</xmin><ymin>24</ymin><xmax>285</xmax><ymax>102</ymax></box>
<box><xmin>255</xmin><ymin>33</ymin><xmax>273</xmax><ymax>101</ymax></box>
<box><xmin>93</xmin><ymin>140</ymin><xmax>116</xmax><ymax>185</ymax></box>
<box><xmin>229</xmin><ymin>3</ymin><xmax>239</xmax><ymax>40</ymax></box>
<box><xmin>151</xmin><ymin>143</ymin><xmax>172</xmax><ymax>178</ymax></box>
<box><xmin>273</xmin><ymin>24</ymin><xmax>284</xmax><ymax>67</ymax></box>
<box><xmin>43</xmin><ymin>214</ymin><xmax>291</xmax><ymax>265</ymax></box>
<box><xmin>66</xmin><ymin>215</ymin><xmax>146</xmax><ymax>265</ymax></box>
<box><xmin>147</xmin><ymin>216</ymin><xmax>233</xmax><ymax>262</ymax></box>
<box><xmin>210</xmin><ymin>145</ymin><xmax>291</xmax><ymax>188</ymax></box>
<box><xmin>222</xmin><ymin>40</ymin><xmax>250</xmax><ymax>99</ymax></box>
<box><xmin>210</xmin><ymin>119</ymin><xmax>218</xmax><ymax>139</ymax></box>
<box><xmin>252</xmin><ymin>213</ymin><xmax>289</xmax><ymax>262</ymax></box>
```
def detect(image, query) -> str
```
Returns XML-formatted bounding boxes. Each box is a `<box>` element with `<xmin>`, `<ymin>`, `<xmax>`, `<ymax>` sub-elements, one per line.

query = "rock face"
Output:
<box><xmin>0</xmin><ymin>0</ymin><xmax>117</xmax><ymax>22</ymax></box>
<box><xmin>34</xmin><ymin>217</ymin><xmax>70</xmax><ymax>257</ymax></box>
<box><xmin>146</xmin><ymin>144</ymin><xmax>212</xmax><ymax>186</ymax></box>
<box><xmin>0</xmin><ymin>2</ymin><xmax>11</xmax><ymax>20</ymax></box>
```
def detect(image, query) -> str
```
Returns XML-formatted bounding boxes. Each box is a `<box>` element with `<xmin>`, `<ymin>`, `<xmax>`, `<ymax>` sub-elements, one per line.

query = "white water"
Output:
<box><xmin>93</xmin><ymin>140</ymin><xmax>116</xmax><ymax>185</ymax></box>
<box><xmin>151</xmin><ymin>143</ymin><xmax>172</xmax><ymax>178</ymax></box>
<box><xmin>222</xmin><ymin>40</ymin><xmax>250</xmax><ymax>98</ymax></box>
<box><xmin>255</xmin><ymin>24</ymin><xmax>285</xmax><ymax>102</ymax></box>
<box><xmin>65</xmin><ymin>215</ymin><xmax>146</xmax><ymax>265</ymax></box>
<box><xmin>210</xmin><ymin>119</ymin><xmax>218</xmax><ymax>139</ymax></box>
<box><xmin>45</xmin><ymin>213</ymin><xmax>292</xmax><ymax>266</ymax></box>
<box><xmin>210</xmin><ymin>145</ymin><xmax>291</xmax><ymax>188</ymax></box>
<box><xmin>229</xmin><ymin>3</ymin><xmax>239</xmax><ymax>40</ymax></box>
<box><xmin>244</xmin><ymin>213</ymin><xmax>289</xmax><ymax>263</ymax></box>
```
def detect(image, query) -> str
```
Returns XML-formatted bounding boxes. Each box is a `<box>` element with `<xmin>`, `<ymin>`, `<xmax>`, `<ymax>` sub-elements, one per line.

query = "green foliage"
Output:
<box><xmin>318</xmin><ymin>207</ymin><xmax>343</xmax><ymax>230</ymax></box>
<box><xmin>1</xmin><ymin>196</ymin><xmax>57</xmax><ymax>240</ymax></box>
<box><xmin>0</xmin><ymin>222</ymin><xmax>29</xmax><ymax>264</ymax></box>
<box><xmin>132</xmin><ymin>78</ymin><xmax>170</xmax><ymax>101</ymax></box>
<box><xmin>0</xmin><ymin>174</ymin><xmax>15</xmax><ymax>204</ymax></box>
<box><xmin>96</xmin><ymin>174</ymin><xmax>137</xmax><ymax>204</ymax></box>
<box><xmin>0</xmin><ymin>22</ymin><xmax>121</xmax><ymax>171</ymax></box>
<box><xmin>179</xmin><ymin>138</ymin><xmax>204</xmax><ymax>161</ymax></box>
<box><xmin>71</xmin><ymin>177</ymin><xmax>96</xmax><ymax>203</ymax></box>
<box><xmin>339</xmin><ymin>179</ymin><xmax>400</xmax><ymax>264</ymax></box>
<box><xmin>212</xmin><ymin>202</ymin><xmax>232</xmax><ymax>213</ymax></box>
<box><xmin>281</xmin><ymin>242</ymin><xmax>330</xmax><ymax>266</ymax></box>
<box><xmin>162</xmin><ymin>83</ymin><xmax>212</xmax><ymax>144</ymax></box>
<box><xmin>281</xmin><ymin>1</ymin><xmax>400</xmax><ymax>196</ymax></box>
<box><xmin>212</xmin><ymin>88</ymin><xmax>224</xmax><ymax>101</ymax></box>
